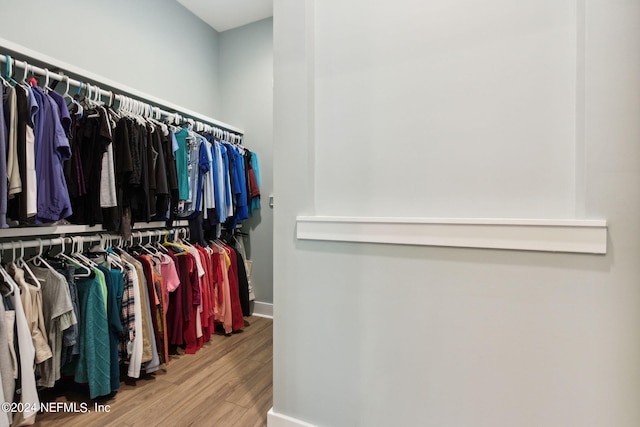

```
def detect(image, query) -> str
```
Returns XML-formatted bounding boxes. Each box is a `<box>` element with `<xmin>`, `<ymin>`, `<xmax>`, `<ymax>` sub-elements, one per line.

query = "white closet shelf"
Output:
<box><xmin>296</xmin><ymin>216</ymin><xmax>608</xmax><ymax>254</ymax></box>
<box><xmin>0</xmin><ymin>220</ymin><xmax>188</xmax><ymax>239</ymax></box>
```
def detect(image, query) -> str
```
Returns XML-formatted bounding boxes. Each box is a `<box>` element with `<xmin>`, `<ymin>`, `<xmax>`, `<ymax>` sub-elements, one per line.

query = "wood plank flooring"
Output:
<box><xmin>33</xmin><ymin>316</ymin><xmax>273</xmax><ymax>427</ymax></box>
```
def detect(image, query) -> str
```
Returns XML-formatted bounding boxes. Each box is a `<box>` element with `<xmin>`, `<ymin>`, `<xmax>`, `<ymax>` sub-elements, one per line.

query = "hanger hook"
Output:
<box><xmin>63</xmin><ymin>76</ymin><xmax>70</xmax><ymax>97</ymax></box>
<box><xmin>43</xmin><ymin>68</ymin><xmax>50</xmax><ymax>89</ymax></box>
<box><xmin>21</xmin><ymin>61</ymin><xmax>29</xmax><ymax>83</ymax></box>
<box><xmin>4</xmin><ymin>55</ymin><xmax>11</xmax><ymax>80</ymax></box>
<box><xmin>37</xmin><ymin>238</ymin><xmax>44</xmax><ymax>257</ymax></box>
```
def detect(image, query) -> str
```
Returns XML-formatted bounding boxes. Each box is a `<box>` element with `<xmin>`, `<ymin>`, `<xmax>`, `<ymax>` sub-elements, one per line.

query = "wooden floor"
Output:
<box><xmin>33</xmin><ymin>316</ymin><xmax>273</xmax><ymax>427</ymax></box>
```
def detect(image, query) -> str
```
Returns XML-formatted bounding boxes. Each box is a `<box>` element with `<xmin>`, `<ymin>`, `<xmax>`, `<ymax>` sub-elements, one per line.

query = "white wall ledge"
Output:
<box><xmin>296</xmin><ymin>216</ymin><xmax>608</xmax><ymax>254</ymax></box>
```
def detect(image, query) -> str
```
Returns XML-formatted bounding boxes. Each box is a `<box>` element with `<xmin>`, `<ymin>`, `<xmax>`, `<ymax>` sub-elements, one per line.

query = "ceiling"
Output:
<box><xmin>176</xmin><ymin>0</ymin><xmax>273</xmax><ymax>32</ymax></box>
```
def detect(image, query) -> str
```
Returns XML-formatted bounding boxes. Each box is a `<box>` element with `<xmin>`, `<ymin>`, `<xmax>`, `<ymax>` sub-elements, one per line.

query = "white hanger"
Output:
<box><xmin>71</xmin><ymin>236</ymin><xmax>97</xmax><ymax>268</ymax></box>
<box><xmin>43</xmin><ymin>68</ymin><xmax>51</xmax><ymax>92</ymax></box>
<box><xmin>0</xmin><ymin>265</ymin><xmax>16</xmax><ymax>296</ymax></box>
<box><xmin>53</xmin><ymin>237</ymin><xmax>92</xmax><ymax>278</ymax></box>
<box><xmin>18</xmin><ymin>61</ymin><xmax>30</xmax><ymax>87</ymax></box>
<box><xmin>95</xmin><ymin>84</ymin><xmax>103</xmax><ymax>105</ymax></box>
<box><xmin>28</xmin><ymin>238</ymin><xmax>56</xmax><ymax>279</ymax></box>
<box><xmin>15</xmin><ymin>240</ymin><xmax>42</xmax><ymax>290</ymax></box>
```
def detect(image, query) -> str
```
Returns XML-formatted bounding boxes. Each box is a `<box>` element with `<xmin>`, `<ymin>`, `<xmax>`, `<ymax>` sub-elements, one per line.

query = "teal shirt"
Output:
<box><xmin>72</xmin><ymin>275</ymin><xmax>111</xmax><ymax>399</ymax></box>
<box><xmin>175</xmin><ymin>128</ymin><xmax>190</xmax><ymax>200</ymax></box>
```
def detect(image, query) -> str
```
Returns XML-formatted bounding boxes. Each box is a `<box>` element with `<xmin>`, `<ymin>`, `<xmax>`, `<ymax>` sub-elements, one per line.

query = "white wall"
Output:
<box><xmin>314</xmin><ymin>0</ymin><xmax>577</xmax><ymax>219</ymax></box>
<box><xmin>219</xmin><ymin>18</ymin><xmax>274</xmax><ymax>304</ymax></box>
<box><xmin>0</xmin><ymin>0</ymin><xmax>221</xmax><ymax>117</ymax></box>
<box><xmin>273</xmin><ymin>1</ymin><xmax>640</xmax><ymax>427</ymax></box>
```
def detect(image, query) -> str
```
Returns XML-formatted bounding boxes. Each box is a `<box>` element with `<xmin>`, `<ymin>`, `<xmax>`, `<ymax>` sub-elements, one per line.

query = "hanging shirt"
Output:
<box><xmin>31</xmin><ymin>87</ymin><xmax>73</xmax><ymax>223</ymax></box>
<box><xmin>7</xmin><ymin>86</ymin><xmax>29</xmax><ymax>224</ymax></box>
<box><xmin>134</xmin><ymin>256</ymin><xmax>162</xmax><ymax>373</ymax></box>
<box><xmin>166</xmin><ymin>250</ymin><xmax>184</xmax><ymax>347</ymax></box>
<box><xmin>69</xmin><ymin>273</ymin><xmax>111</xmax><ymax>399</ymax></box>
<box><xmin>55</xmin><ymin>264</ymin><xmax>81</xmax><ymax>369</ymax></box>
<box><xmin>120</xmin><ymin>253</ymin><xmax>153</xmax><ymax>366</ymax></box>
<box><xmin>5</xmin><ymin>279</ymin><xmax>40</xmax><ymax>427</ymax></box>
<box><xmin>116</xmin><ymin>256</ymin><xmax>143</xmax><ymax>379</ymax></box>
<box><xmin>176</xmin><ymin>252</ymin><xmax>199</xmax><ymax>354</ymax></box>
<box><xmin>5</xmin><ymin>86</ymin><xmax>22</xmax><ymax>197</ymax></box>
<box><xmin>46</xmin><ymin>90</ymin><xmax>71</xmax><ymax>137</ymax></box>
<box><xmin>0</xmin><ymin>88</ymin><xmax>8</xmax><ymax>228</ymax></box>
<box><xmin>153</xmin><ymin>128</ymin><xmax>169</xmax><ymax>219</ymax></box>
<box><xmin>219</xmin><ymin>144</ymin><xmax>234</xmax><ymax>221</ymax></box>
<box><xmin>212</xmin><ymin>247</ymin><xmax>233</xmax><ymax>334</ymax></box>
<box><xmin>202</xmin><ymin>139</ymin><xmax>216</xmax><ymax>220</ymax></box>
<box><xmin>96</xmin><ymin>266</ymin><xmax>123</xmax><ymax>393</ymax></box>
<box><xmin>174</xmin><ymin>128</ymin><xmax>189</xmax><ymax>201</ymax></box>
<box><xmin>6</xmin><ymin>263</ymin><xmax>53</xmax><ymax>365</ymax></box>
<box><xmin>195</xmin><ymin>136</ymin><xmax>210</xmax><ymax>213</ymax></box>
<box><xmin>25</xmin><ymin>88</ymin><xmax>39</xmax><ymax>218</ymax></box>
<box><xmin>31</xmin><ymin>265</ymin><xmax>77</xmax><ymax>388</ymax></box>
<box><xmin>224</xmin><ymin>244</ymin><xmax>245</xmax><ymax>332</ymax></box>
<box><xmin>0</xmin><ymin>299</ymin><xmax>13</xmax><ymax>427</ymax></box>
<box><xmin>229</xmin><ymin>145</ymin><xmax>249</xmax><ymax>223</ymax></box>
<box><xmin>211</xmin><ymin>140</ymin><xmax>225</xmax><ymax>223</ymax></box>
<box><xmin>187</xmin><ymin>132</ymin><xmax>200</xmax><ymax>205</ymax></box>
<box><xmin>99</xmin><ymin>107</ymin><xmax>118</xmax><ymax>208</ymax></box>
<box><xmin>249</xmin><ymin>151</ymin><xmax>261</xmax><ymax>214</ymax></box>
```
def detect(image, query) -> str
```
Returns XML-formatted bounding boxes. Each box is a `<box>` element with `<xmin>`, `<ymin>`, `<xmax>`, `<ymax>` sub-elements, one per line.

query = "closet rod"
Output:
<box><xmin>0</xmin><ymin>48</ymin><xmax>243</xmax><ymax>139</ymax></box>
<box><xmin>0</xmin><ymin>228</ymin><xmax>186</xmax><ymax>252</ymax></box>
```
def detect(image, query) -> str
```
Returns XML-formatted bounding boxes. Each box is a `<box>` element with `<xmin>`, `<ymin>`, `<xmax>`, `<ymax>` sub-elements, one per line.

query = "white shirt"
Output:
<box><xmin>6</xmin><ymin>278</ymin><xmax>39</xmax><ymax>426</ymax></box>
<box><xmin>99</xmin><ymin>108</ymin><xmax>118</xmax><ymax>208</ymax></box>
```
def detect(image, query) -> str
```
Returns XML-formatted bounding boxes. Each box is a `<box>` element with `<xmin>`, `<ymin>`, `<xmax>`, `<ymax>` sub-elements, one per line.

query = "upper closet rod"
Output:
<box><xmin>0</xmin><ymin>54</ymin><xmax>243</xmax><ymax>142</ymax></box>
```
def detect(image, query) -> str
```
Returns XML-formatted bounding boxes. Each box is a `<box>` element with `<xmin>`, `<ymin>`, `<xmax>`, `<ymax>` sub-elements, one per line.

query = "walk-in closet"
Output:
<box><xmin>0</xmin><ymin>1</ymin><xmax>274</xmax><ymax>425</ymax></box>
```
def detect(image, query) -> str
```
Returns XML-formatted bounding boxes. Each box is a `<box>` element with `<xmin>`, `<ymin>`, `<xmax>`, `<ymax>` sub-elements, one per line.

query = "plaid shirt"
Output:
<box><xmin>117</xmin><ymin>258</ymin><xmax>136</xmax><ymax>360</ymax></box>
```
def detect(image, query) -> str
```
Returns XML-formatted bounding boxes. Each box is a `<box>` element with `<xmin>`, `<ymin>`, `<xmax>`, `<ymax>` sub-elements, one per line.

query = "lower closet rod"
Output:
<box><xmin>0</xmin><ymin>228</ymin><xmax>186</xmax><ymax>252</ymax></box>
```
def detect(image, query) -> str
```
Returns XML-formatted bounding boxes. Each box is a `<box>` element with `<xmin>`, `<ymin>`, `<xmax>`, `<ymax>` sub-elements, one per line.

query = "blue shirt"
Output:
<box><xmin>230</xmin><ymin>146</ymin><xmax>248</xmax><ymax>222</ymax></box>
<box><xmin>211</xmin><ymin>140</ymin><xmax>225</xmax><ymax>223</ymax></box>
<box><xmin>219</xmin><ymin>143</ymin><xmax>233</xmax><ymax>221</ymax></box>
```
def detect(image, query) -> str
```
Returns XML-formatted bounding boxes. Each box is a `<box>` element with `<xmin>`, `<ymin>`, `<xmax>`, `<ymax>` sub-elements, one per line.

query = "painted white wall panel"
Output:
<box><xmin>314</xmin><ymin>0</ymin><xmax>576</xmax><ymax>218</ymax></box>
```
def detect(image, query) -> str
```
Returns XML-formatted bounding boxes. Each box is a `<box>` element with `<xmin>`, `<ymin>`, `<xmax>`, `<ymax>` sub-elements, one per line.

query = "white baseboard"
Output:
<box><xmin>251</xmin><ymin>301</ymin><xmax>273</xmax><ymax>318</ymax></box>
<box><xmin>268</xmin><ymin>408</ymin><xmax>317</xmax><ymax>427</ymax></box>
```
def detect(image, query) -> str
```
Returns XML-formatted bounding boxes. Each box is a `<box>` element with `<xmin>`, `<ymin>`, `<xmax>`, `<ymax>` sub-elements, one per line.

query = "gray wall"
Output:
<box><xmin>273</xmin><ymin>0</ymin><xmax>640</xmax><ymax>426</ymax></box>
<box><xmin>0</xmin><ymin>0</ymin><xmax>221</xmax><ymax>117</ymax></box>
<box><xmin>219</xmin><ymin>18</ymin><xmax>274</xmax><ymax>304</ymax></box>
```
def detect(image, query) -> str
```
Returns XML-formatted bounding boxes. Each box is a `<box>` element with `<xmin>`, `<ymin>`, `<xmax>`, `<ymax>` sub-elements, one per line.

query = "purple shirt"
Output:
<box><xmin>31</xmin><ymin>86</ymin><xmax>72</xmax><ymax>223</ymax></box>
<box><xmin>47</xmin><ymin>91</ymin><xmax>72</xmax><ymax>138</ymax></box>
